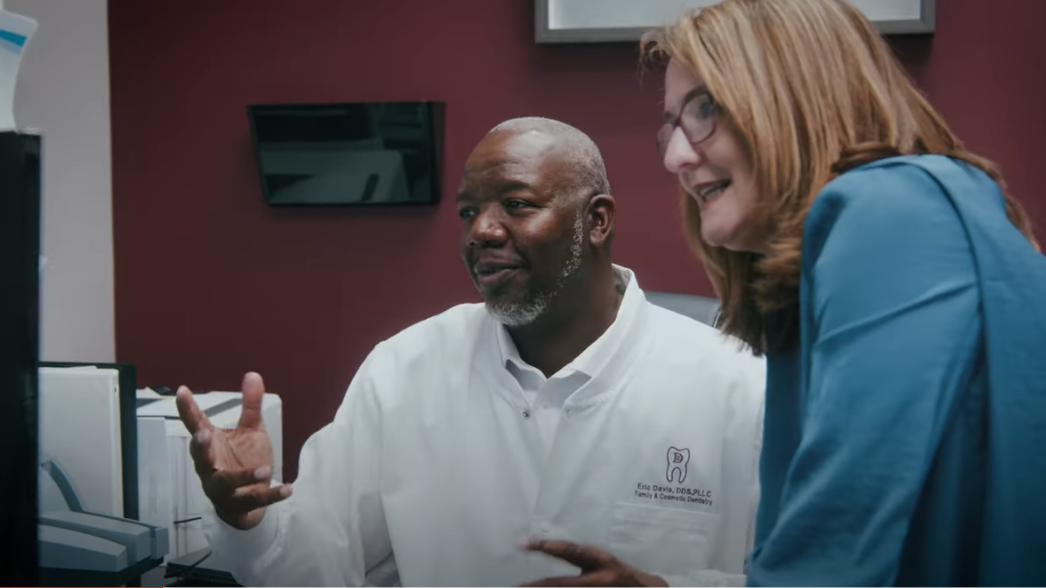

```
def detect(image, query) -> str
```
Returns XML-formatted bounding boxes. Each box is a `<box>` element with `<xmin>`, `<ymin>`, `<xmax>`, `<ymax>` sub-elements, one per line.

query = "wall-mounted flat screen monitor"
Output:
<box><xmin>247</xmin><ymin>101</ymin><xmax>444</xmax><ymax>206</ymax></box>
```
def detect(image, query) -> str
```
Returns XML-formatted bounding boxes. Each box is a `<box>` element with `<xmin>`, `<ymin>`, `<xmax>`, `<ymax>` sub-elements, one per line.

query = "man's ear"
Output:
<box><xmin>586</xmin><ymin>194</ymin><xmax>615</xmax><ymax>249</ymax></box>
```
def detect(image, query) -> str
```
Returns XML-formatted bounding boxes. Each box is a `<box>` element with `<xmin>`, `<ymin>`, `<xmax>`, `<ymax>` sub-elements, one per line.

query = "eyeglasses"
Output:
<box><xmin>657</xmin><ymin>90</ymin><xmax>718</xmax><ymax>157</ymax></box>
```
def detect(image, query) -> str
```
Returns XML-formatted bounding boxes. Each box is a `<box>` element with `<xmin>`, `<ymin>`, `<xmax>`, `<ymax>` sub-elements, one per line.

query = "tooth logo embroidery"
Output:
<box><xmin>666</xmin><ymin>446</ymin><xmax>690</xmax><ymax>483</ymax></box>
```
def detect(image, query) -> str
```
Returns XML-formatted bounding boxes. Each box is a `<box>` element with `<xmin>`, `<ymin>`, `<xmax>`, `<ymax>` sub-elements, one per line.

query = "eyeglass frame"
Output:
<box><xmin>656</xmin><ymin>88</ymin><xmax>719</xmax><ymax>157</ymax></box>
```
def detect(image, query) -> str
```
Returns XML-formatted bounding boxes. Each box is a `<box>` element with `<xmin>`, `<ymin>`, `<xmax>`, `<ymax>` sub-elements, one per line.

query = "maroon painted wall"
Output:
<box><xmin>109</xmin><ymin>0</ymin><xmax>1046</xmax><ymax>479</ymax></box>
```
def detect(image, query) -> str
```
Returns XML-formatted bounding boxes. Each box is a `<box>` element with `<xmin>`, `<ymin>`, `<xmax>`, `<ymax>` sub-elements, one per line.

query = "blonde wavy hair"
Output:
<box><xmin>641</xmin><ymin>0</ymin><xmax>1038</xmax><ymax>353</ymax></box>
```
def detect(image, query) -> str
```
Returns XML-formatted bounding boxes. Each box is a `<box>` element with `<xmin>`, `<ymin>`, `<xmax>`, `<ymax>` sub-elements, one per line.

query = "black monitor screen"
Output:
<box><xmin>247</xmin><ymin>101</ymin><xmax>444</xmax><ymax>206</ymax></box>
<box><xmin>0</xmin><ymin>131</ymin><xmax>41</xmax><ymax>586</ymax></box>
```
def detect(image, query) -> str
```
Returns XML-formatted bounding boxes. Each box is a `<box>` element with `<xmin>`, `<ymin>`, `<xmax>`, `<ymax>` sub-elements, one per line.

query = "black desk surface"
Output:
<box><xmin>40</xmin><ymin>557</ymin><xmax>163</xmax><ymax>587</ymax></box>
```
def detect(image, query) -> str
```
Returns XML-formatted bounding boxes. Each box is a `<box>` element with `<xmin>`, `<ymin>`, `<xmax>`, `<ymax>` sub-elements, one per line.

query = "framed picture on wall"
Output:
<box><xmin>535</xmin><ymin>0</ymin><xmax>935</xmax><ymax>44</ymax></box>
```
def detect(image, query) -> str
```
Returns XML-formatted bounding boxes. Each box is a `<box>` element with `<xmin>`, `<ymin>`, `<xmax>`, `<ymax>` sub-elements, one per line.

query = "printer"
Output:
<box><xmin>136</xmin><ymin>390</ymin><xmax>283</xmax><ymax>561</ymax></box>
<box><xmin>38</xmin><ymin>458</ymin><xmax>169</xmax><ymax>575</ymax></box>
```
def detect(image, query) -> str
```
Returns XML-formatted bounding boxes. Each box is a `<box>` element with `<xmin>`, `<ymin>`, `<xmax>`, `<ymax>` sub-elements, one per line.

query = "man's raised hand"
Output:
<box><xmin>175</xmin><ymin>371</ymin><xmax>291</xmax><ymax>530</ymax></box>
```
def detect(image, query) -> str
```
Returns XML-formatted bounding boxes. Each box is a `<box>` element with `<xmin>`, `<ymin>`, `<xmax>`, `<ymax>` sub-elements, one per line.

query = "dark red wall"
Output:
<box><xmin>110</xmin><ymin>0</ymin><xmax>1046</xmax><ymax>479</ymax></box>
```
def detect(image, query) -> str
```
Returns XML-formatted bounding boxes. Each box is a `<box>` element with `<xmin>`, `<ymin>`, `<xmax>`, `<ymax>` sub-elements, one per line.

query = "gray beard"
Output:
<box><xmin>485</xmin><ymin>209</ymin><xmax>585</xmax><ymax>327</ymax></box>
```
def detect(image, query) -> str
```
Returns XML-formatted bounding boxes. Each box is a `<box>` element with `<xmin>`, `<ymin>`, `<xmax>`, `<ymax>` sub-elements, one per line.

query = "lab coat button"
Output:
<box><xmin>539</xmin><ymin>522</ymin><xmax>552</xmax><ymax>533</ymax></box>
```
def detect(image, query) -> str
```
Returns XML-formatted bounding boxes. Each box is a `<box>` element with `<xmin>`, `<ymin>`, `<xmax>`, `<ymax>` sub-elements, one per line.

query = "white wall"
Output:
<box><xmin>8</xmin><ymin>0</ymin><xmax>114</xmax><ymax>362</ymax></box>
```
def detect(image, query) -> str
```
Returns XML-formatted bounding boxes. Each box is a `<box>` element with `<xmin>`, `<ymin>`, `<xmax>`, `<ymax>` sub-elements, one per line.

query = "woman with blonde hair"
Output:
<box><xmin>643</xmin><ymin>0</ymin><xmax>1046</xmax><ymax>585</ymax></box>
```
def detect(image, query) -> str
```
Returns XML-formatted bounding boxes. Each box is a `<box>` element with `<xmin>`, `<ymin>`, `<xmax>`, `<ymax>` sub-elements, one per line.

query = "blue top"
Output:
<box><xmin>746</xmin><ymin>155</ymin><xmax>1046</xmax><ymax>586</ymax></box>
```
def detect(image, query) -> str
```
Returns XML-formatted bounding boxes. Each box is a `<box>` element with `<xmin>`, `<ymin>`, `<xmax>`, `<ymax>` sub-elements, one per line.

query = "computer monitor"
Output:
<box><xmin>247</xmin><ymin>101</ymin><xmax>445</xmax><ymax>206</ymax></box>
<box><xmin>0</xmin><ymin>131</ymin><xmax>42</xmax><ymax>586</ymax></box>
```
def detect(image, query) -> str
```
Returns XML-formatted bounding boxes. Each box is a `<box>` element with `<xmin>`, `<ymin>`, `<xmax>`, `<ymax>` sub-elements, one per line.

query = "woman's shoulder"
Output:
<box><xmin>803</xmin><ymin>155</ymin><xmax>991</xmax><ymax>259</ymax></box>
<box><xmin>811</xmin><ymin>155</ymin><xmax>976</xmax><ymax>221</ymax></box>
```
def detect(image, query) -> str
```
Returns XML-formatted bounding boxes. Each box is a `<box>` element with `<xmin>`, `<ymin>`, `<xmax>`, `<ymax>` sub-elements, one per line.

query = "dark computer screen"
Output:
<box><xmin>0</xmin><ymin>131</ymin><xmax>41</xmax><ymax>586</ymax></box>
<box><xmin>247</xmin><ymin>101</ymin><xmax>444</xmax><ymax>206</ymax></box>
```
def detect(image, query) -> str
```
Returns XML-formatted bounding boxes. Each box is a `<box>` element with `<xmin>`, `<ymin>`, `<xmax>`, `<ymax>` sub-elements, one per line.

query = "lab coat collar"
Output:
<box><xmin>490</xmin><ymin>264</ymin><xmax>649</xmax><ymax>409</ymax></box>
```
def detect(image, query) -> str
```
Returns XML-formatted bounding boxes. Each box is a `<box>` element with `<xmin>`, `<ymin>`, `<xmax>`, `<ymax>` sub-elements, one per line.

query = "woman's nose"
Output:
<box><xmin>662</xmin><ymin>127</ymin><xmax>702</xmax><ymax>175</ymax></box>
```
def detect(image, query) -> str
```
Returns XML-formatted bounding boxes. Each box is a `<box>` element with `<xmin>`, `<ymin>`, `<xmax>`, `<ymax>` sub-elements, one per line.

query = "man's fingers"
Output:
<box><xmin>188</xmin><ymin>428</ymin><xmax>217</xmax><ymax>475</ymax></box>
<box><xmin>238</xmin><ymin>372</ymin><xmax>266</xmax><ymax>430</ymax></box>
<box><xmin>520</xmin><ymin>540</ymin><xmax>623</xmax><ymax>587</ymax></box>
<box><xmin>573</xmin><ymin>571</ymin><xmax>617</xmax><ymax>587</ymax></box>
<box><xmin>517</xmin><ymin>575</ymin><xmax>579</xmax><ymax>587</ymax></box>
<box><xmin>230</xmin><ymin>483</ymin><xmax>293</xmax><ymax>511</ymax></box>
<box><xmin>524</xmin><ymin>539</ymin><xmax>615</xmax><ymax>572</ymax></box>
<box><xmin>210</xmin><ymin>465</ymin><xmax>273</xmax><ymax>493</ymax></box>
<box><xmin>176</xmin><ymin>386</ymin><xmax>213</xmax><ymax>437</ymax></box>
<box><xmin>518</xmin><ymin>572</ymin><xmax>614</xmax><ymax>587</ymax></box>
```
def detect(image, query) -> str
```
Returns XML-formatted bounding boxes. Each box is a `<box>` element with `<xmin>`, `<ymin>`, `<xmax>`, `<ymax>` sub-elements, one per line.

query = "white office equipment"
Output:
<box><xmin>38</xmin><ymin>459</ymin><xmax>169</xmax><ymax>573</ymax></box>
<box><xmin>39</xmin><ymin>366</ymin><xmax>124</xmax><ymax>517</ymax></box>
<box><xmin>37</xmin><ymin>366</ymin><xmax>169</xmax><ymax>583</ymax></box>
<box><xmin>136</xmin><ymin>390</ymin><xmax>283</xmax><ymax>561</ymax></box>
<box><xmin>0</xmin><ymin>7</ymin><xmax>38</xmax><ymax>131</ymax></box>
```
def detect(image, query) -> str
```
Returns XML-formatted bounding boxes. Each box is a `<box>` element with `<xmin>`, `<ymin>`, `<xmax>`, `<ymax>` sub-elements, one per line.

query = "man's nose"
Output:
<box><xmin>467</xmin><ymin>210</ymin><xmax>508</xmax><ymax>247</ymax></box>
<box><xmin>662</xmin><ymin>127</ymin><xmax>703</xmax><ymax>175</ymax></box>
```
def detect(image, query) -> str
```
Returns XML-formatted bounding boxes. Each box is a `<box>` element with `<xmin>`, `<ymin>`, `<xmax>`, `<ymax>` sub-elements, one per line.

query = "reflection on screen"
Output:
<box><xmin>248</xmin><ymin>102</ymin><xmax>443</xmax><ymax>205</ymax></box>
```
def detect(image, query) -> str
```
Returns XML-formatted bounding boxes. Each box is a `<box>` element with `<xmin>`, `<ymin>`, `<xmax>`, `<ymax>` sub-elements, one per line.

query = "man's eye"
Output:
<box><xmin>506</xmin><ymin>200</ymin><xmax>528</xmax><ymax>209</ymax></box>
<box><xmin>458</xmin><ymin>208</ymin><xmax>475</xmax><ymax>219</ymax></box>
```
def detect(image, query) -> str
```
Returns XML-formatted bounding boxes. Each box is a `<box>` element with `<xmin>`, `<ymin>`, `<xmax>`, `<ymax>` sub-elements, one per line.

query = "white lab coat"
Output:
<box><xmin>205</xmin><ymin>267</ymin><xmax>765</xmax><ymax>586</ymax></box>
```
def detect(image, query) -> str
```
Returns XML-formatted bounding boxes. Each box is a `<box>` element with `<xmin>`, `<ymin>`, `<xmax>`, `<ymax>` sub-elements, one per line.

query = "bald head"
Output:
<box><xmin>457</xmin><ymin>117</ymin><xmax>617</xmax><ymax>328</ymax></box>
<box><xmin>484</xmin><ymin>117</ymin><xmax>611</xmax><ymax>202</ymax></box>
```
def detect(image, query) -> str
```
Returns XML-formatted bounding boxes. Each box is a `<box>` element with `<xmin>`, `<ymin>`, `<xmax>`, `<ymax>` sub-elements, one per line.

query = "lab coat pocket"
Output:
<box><xmin>605</xmin><ymin>501</ymin><xmax>719</xmax><ymax>576</ymax></box>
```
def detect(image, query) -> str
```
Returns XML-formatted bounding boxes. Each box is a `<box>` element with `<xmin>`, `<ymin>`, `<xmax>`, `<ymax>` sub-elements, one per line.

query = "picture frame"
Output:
<box><xmin>535</xmin><ymin>0</ymin><xmax>935</xmax><ymax>44</ymax></box>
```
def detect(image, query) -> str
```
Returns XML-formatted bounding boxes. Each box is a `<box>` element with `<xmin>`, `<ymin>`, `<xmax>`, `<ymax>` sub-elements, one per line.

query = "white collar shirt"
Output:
<box><xmin>495</xmin><ymin>267</ymin><xmax>640</xmax><ymax>449</ymax></box>
<box><xmin>206</xmin><ymin>265</ymin><xmax>766</xmax><ymax>587</ymax></box>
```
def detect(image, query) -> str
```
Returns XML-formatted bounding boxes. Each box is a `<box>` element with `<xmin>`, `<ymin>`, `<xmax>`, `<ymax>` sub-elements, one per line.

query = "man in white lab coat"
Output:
<box><xmin>176</xmin><ymin>117</ymin><xmax>765</xmax><ymax>587</ymax></box>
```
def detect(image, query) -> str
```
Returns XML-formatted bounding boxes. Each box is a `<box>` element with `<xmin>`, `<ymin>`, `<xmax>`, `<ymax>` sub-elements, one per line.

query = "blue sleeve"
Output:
<box><xmin>746</xmin><ymin>166</ymin><xmax>982</xmax><ymax>586</ymax></box>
